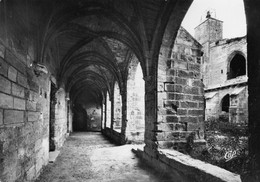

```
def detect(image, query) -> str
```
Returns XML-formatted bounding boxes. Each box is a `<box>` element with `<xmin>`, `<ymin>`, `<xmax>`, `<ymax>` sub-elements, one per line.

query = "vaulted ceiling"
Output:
<box><xmin>0</xmin><ymin>0</ymin><xmax>193</xmax><ymax>104</ymax></box>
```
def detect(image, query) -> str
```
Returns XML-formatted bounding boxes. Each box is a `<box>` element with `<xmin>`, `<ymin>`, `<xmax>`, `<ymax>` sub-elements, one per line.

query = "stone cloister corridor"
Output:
<box><xmin>0</xmin><ymin>0</ymin><xmax>260</xmax><ymax>182</ymax></box>
<box><xmin>35</xmin><ymin>132</ymin><xmax>172</xmax><ymax>182</ymax></box>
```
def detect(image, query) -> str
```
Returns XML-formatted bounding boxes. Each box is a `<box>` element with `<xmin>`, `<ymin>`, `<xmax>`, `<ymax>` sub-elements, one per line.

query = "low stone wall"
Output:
<box><xmin>125</xmin><ymin>131</ymin><xmax>145</xmax><ymax>144</ymax></box>
<box><xmin>102</xmin><ymin>128</ymin><xmax>125</xmax><ymax>145</ymax></box>
<box><xmin>133</xmin><ymin>147</ymin><xmax>241</xmax><ymax>182</ymax></box>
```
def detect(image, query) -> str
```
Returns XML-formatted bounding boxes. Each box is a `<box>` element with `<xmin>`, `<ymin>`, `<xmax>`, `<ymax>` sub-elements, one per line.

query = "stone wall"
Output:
<box><xmin>195</xmin><ymin>18</ymin><xmax>223</xmax><ymax>45</ymax></box>
<box><xmin>156</xmin><ymin>27</ymin><xmax>205</xmax><ymax>153</ymax></box>
<box><xmin>73</xmin><ymin>94</ymin><xmax>102</xmax><ymax>131</ymax></box>
<box><xmin>102</xmin><ymin>128</ymin><xmax>124</xmax><ymax>144</ymax></box>
<box><xmin>0</xmin><ymin>45</ymin><xmax>69</xmax><ymax>181</ymax></box>
<box><xmin>85</xmin><ymin>106</ymin><xmax>101</xmax><ymax>131</ymax></box>
<box><xmin>204</xmin><ymin>37</ymin><xmax>248</xmax><ymax>123</ymax></box>
<box><xmin>205</xmin><ymin>85</ymin><xmax>248</xmax><ymax>123</ymax></box>
<box><xmin>205</xmin><ymin>38</ymin><xmax>247</xmax><ymax>89</ymax></box>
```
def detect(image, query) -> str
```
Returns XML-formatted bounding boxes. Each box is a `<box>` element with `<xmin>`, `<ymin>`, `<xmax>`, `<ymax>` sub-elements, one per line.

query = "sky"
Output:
<box><xmin>181</xmin><ymin>0</ymin><xmax>246</xmax><ymax>39</ymax></box>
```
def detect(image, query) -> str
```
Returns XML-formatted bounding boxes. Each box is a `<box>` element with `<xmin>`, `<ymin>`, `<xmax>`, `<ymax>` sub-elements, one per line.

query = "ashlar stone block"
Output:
<box><xmin>28</xmin><ymin>111</ymin><xmax>40</xmax><ymax>122</ymax></box>
<box><xmin>4</xmin><ymin>110</ymin><xmax>24</xmax><ymax>124</ymax></box>
<box><xmin>8</xmin><ymin>66</ymin><xmax>17</xmax><ymax>82</ymax></box>
<box><xmin>0</xmin><ymin>93</ymin><xmax>14</xmax><ymax>109</ymax></box>
<box><xmin>12</xmin><ymin>83</ymin><xmax>25</xmax><ymax>98</ymax></box>
<box><xmin>14</xmin><ymin>98</ymin><xmax>26</xmax><ymax>110</ymax></box>
<box><xmin>0</xmin><ymin>75</ymin><xmax>11</xmax><ymax>94</ymax></box>
<box><xmin>0</xmin><ymin>43</ymin><xmax>5</xmax><ymax>58</ymax></box>
<box><xmin>17</xmin><ymin>73</ymin><xmax>28</xmax><ymax>88</ymax></box>
<box><xmin>0</xmin><ymin>57</ymin><xmax>8</xmax><ymax>77</ymax></box>
<box><xmin>0</xmin><ymin>109</ymin><xmax>3</xmax><ymax>125</ymax></box>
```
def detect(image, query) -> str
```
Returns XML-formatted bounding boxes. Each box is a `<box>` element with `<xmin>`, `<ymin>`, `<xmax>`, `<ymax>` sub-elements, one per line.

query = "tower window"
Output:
<box><xmin>228</xmin><ymin>54</ymin><xmax>246</xmax><ymax>79</ymax></box>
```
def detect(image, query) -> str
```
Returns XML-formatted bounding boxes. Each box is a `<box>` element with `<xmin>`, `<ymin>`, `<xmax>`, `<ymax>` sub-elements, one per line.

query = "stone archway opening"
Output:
<box><xmin>106</xmin><ymin>92</ymin><xmax>111</xmax><ymax>128</ymax></box>
<box><xmin>113</xmin><ymin>82</ymin><xmax>122</xmax><ymax>132</ymax></box>
<box><xmin>72</xmin><ymin>104</ymin><xmax>88</xmax><ymax>131</ymax></box>
<box><xmin>72</xmin><ymin>91</ymin><xmax>102</xmax><ymax>132</ymax></box>
<box><xmin>221</xmin><ymin>94</ymin><xmax>230</xmax><ymax>113</ymax></box>
<box><xmin>228</xmin><ymin>54</ymin><xmax>246</xmax><ymax>79</ymax></box>
<box><xmin>113</xmin><ymin>82</ymin><xmax>122</xmax><ymax>133</ymax></box>
<box><xmin>102</xmin><ymin>102</ymin><xmax>106</xmax><ymax>130</ymax></box>
<box><xmin>126</xmin><ymin>62</ymin><xmax>145</xmax><ymax>143</ymax></box>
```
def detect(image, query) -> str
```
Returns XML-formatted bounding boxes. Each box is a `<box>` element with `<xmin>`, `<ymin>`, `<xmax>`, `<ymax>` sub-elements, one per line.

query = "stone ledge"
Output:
<box><xmin>160</xmin><ymin>149</ymin><xmax>241</xmax><ymax>182</ymax></box>
<box><xmin>102</xmin><ymin>128</ymin><xmax>125</xmax><ymax>145</ymax></box>
<box><xmin>133</xmin><ymin>147</ymin><xmax>241</xmax><ymax>182</ymax></box>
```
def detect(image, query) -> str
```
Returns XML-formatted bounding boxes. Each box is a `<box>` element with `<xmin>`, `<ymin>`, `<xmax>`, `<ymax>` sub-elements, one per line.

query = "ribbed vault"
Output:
<box><xmin>31</xmin><ymin>0</ymin><xmax>192</xmax><ymax>104</ymax></box>
<box><xmin>1</xmin><ymin>0</ymin><xmax>193</xmax><ymax>128</ymax></box>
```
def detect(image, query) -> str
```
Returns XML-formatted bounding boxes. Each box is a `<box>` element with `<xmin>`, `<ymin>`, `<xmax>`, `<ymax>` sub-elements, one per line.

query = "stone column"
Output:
<box><xmin>143</xmin><ymin>75</ymin><xmax>158</xmax><ymax>157</ymax></box>
<box><xmin>104</xmin><ymin>98</ymin><xmax>107</xmax><ymax>130</ymax></box>
<box><xmin>242</xmin><ymin>1</ymin><xmax>260</xmax><ymax>180</ymax></box>
<box><xmin>121</xmin><ymin>87</ymin><xmax>127</xmax><ymax>143</ymax></box>
<box><xmin>110</xmin><ymin>95</ymin><xmax>114</xmax><ymax>130</ymax></box>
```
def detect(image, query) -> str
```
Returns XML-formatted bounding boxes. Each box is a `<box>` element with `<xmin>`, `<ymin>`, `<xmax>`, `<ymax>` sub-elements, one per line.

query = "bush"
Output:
<box><xmin>219</xmin><ymin>113</ymin><xmax>229</xmax><ymax>122</ymax></box>
<box><xmin>191</xmin><ymin>117</ymin><xmax>249</xmax><ymax>174</ymax></box>
<box><xmin>205</xmin><ymin>118</ymin><xmax>248</xmax><ymax>136</ymax></box>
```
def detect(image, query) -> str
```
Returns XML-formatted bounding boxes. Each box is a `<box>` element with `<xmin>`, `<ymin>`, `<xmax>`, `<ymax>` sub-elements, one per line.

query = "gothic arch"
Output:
<box><xmin>227</xmin><ymin>51</ymin><xmax>246</xmax><ymax>79</ymax></box>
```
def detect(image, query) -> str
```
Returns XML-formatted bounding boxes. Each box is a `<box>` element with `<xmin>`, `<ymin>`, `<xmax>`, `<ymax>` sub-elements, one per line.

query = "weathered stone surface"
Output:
<box><xmin>196</xmin><ymin>16</ymin><xmax>247</xmax><ymax>123</ymax></box>
<box><xmin>179</xmin><ymin>116</ymin><xmax>200</xmax><ymax>123</ymax></box>
<box><xmin>180</xmin><ymin>101</ymin><xmax>197</xmax><ymax>108</ymax></box>
<box><xmin>28</xmin><ymin>111</ymin><xmax>40</xmax><ymax>122</ymax></box>
<box><xmin>188</xmin><ymin>63</ymin><xmax>200</xmax><ymax>72</ymax></box>
<box><xmin>8</xmin><ymin>66</ymin><xmax>17</xmax><ymax>82</ymax></box>
<box><xmin>177</xmin><ymin>109</ymin><xmax>187</xmax><ymax>115</ymax></box>
<box><xmin>17</xmin><ymin>72</ymin><xmax>28</xmax><ymax>88</ymax></box>
<box><xmin>26</xmin><ymin>100</ymin><xmax>37</xmax><ymax>111</ymax></box>
<box><xmin>4</xmin><ymin>110</ymin><xmax>24</xmax><ymax>124</ymax></box>
<box><xmin>5</xmin><ymin>49</ymin><xmax>26</xmax><ymax>74</ymax></box>
<box><xmin>0</xmin><ymin>75</ymin><xmax>11</xmax><ymax>94</ymax></box>
<box><xmin>26</xmin><ymin>165</ymin><xmax>36</xmax><ymax>181</ymax></box>
<box><xmin>164</xmin><ymin>83</ymin><xmax>182</xmax><ymax>93</ymax></box>
<box><xmin>0</xmin><ymin>93</ymin><xmax>14</xmax><ymax>109</ymax></box>
<box><xmin>165</xmin><ymin>116</ymin><xmax>179</xmax><ymax>123</ymax></box>
<box><xmin>0</xmin><ymin>43</ymin><xmax>5</xmax><ymax>58</ymax></box>
<box><xmin>0</xmin><ymin>57</ymin><xmax>8</xmax><ymax>77</ymax></box>
<box><xmin>14</xmin><ymin>98</ymin><xmax>26</xmax><ymax>110</ymax></box>
<box><xmin>12</xmin><ymin>83</ymin><xmax>25</xmax><ymax>98</ymax></box>
<box><xmin>173</xmin><ymin>60</ymin><xmax>188</xmax><ymax>70</ymax></box>
<box><xmin>156</xmin><ymin>25</ymin><xmax>205</xmax><ymax>153</ymax></box>
<box><xmin>28</xmin><ymin>79</ymin><xmax>39</xmax><ymax>92</ymax></box>
<box><xmin>187</xmin><ymin>109</ymin><xmax>204</xmax><ymax>116</ymax></box>
<box><xmin>0</xmin><ymin>109</ymin><xmax>3</xmax><ymax>125</ymax></box>
<box><xmin>138</xmin><ymin>148</ymin><xmax>241</xmax><ymax>182</ymax></box>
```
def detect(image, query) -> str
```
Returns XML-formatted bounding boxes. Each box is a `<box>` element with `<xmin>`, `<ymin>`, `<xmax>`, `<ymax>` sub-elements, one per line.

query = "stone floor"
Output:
<box><xmin>35</xmin><ymin>132</ymin><xmax>173</xmax><ymax>182</ymax></box>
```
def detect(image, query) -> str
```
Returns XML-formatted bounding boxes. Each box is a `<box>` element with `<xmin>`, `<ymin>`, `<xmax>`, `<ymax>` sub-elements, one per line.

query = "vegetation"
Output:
<box><xmin>190</xmin><ymin>118</ymin><xmax>249</xmax><ymax>174</ymax></box>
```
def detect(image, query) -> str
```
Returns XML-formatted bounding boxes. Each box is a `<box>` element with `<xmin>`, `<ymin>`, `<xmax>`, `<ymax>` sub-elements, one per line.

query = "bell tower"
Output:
<box><xmin>195</xmin><ymin>11</ymin><xmax>223</xmax><ymax>46</ymax></box>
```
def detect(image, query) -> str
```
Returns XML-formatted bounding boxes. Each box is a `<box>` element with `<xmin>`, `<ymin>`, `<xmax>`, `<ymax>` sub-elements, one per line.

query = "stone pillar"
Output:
<box><xmin>144</xmin><ymin>75</ymin><xmax>158</xmax><ymax>156</ymax></box>
<box><xmin>242</xmin><ymin>1</ymin><xmax>260</xmax><ymax>180</ymax></box>
<box><xmin>103</xmin><ymin>96</ymin><xmax>107</xmax><ymax>130</ymax></box>
<box><xmin>121</xmin><ymin>87</ymin><xmax>127</xmax><ymax>143</ymax></box>
<box><xmin>110</xmin><ymin>95</ymin><xmax>114</xmax><ymax>129</ymax></box>
<box><xmin>101</xmin><ymin>102</ymin><xmax>103</xmax><ymax>130</ymax></box>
